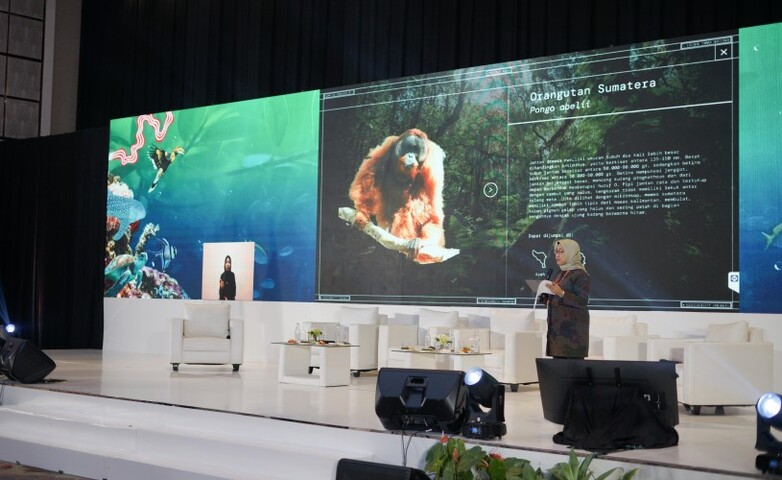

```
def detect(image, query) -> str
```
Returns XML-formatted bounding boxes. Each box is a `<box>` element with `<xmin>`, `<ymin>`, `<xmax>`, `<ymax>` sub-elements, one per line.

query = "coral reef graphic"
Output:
<box><xmin>105</xmin><ymin>174</ymin><xmax>188</xmax><ymax>299</ymax></box>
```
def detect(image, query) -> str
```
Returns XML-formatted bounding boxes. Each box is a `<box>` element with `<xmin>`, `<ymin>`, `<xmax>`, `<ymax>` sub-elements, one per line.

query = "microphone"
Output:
<box><xmin>545</xmin><ymin>268</ymin><xmax>553</xmax><ymax>280</ymax></box>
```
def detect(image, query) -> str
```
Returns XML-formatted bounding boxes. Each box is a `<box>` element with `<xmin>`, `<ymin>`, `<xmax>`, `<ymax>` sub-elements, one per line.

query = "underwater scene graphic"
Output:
<box><xmin>739</xmin><ymin>23</ymin><xmax>782</xmax><ymax>313</ymax></box>
<box><xmin>106</xmin><ymin>91</ymin><xmax>320</xmax><ymax>301</ymax></box>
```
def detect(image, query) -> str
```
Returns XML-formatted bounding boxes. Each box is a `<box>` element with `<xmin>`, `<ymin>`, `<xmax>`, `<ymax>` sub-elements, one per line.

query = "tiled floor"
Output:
<box><xmin>10</xmin><ymin>350</ymin><xmax>767</xmax><ymax>478</ymax></box>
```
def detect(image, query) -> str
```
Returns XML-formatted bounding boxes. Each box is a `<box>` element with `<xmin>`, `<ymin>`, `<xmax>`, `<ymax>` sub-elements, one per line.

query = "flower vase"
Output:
<box><xmin>438</xmin><ymin>342</ymin><xmax>450</xmax><ymax>352</ymax></box>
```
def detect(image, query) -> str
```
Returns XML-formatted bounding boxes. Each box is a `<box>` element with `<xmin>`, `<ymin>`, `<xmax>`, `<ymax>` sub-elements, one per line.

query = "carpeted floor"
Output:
<box><xmin>0</xmin><ymin>461</ymin><xmax>89</xmax><ymax>479</ymax></box>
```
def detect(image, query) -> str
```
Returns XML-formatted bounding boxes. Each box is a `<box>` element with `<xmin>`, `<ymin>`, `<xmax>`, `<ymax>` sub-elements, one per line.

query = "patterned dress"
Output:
<box><xmin>545</xmin><ymin>268</ymin><xmax>590</xmax><ymax>358</ymax></box>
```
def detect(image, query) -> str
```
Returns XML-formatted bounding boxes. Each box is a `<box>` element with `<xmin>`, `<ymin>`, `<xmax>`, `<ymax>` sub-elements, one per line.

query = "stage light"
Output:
<box><xmin>5</xmin><ymin>324</ymin><xmax>15</xmax><ymax>334</ymax></box>
<box><xmin>462</xmin><ymin>367</ymin><xmax>506</xmax><ymax>439</ymax></box>
<box><xmin>759</xmin><ymin>393</ymin><xmax>782</xmax><ymax>424</ymax></box>
<box><xmin>464</xmin><ymin>367</ymin><xmax>496</xmax><ymax>406</ymax></box>
<box><xmin>755</xmin><ymin>393</ymin><xmax>782</xmax><ymax>474</ymax></box>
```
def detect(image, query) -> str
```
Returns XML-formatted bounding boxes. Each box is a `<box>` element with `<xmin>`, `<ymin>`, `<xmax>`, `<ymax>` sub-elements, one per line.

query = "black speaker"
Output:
<box><xmin>336</xmin><ymin>459</ymin><xmax>429</xmax><ymax>480</ymax></box>
<box><xmin>0</xmin><ymin>338</ymin><xmax>56</xmax><ymax>383</ymax></box>
<box><xmin>375</xmin><ymin>367</ymin><xmax>467</xmax><ymax>433</ymax></box>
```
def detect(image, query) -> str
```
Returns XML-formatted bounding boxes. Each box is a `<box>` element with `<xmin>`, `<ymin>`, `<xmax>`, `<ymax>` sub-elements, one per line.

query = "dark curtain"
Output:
<box><xmin>1</xmin><ymin>0</ymin><xmax>780</xmax><ymax>349</ymax></box>
<box><xmin>76</xmin><ymin>0</ymin><xmax>782</xmax><ymax>130</ymax></box>
<box><xmin>0</xmin><ymin>129</ymin><xmax>107</xmax><ymax>348</ymax></box>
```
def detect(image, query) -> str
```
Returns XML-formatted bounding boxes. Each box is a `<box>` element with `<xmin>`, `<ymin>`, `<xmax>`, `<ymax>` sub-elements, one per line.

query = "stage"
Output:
<box><xmin>0</xmin><ymin>350</ymin><xmax>767</xmax><ymax>479</ymax></box>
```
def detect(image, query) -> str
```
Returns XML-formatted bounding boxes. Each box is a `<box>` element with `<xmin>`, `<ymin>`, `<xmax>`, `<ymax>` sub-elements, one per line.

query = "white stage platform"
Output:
<box><xmin>0</xmin><ymin>350</ymin><xmax>768</xmax><ymax>479</ymax></box>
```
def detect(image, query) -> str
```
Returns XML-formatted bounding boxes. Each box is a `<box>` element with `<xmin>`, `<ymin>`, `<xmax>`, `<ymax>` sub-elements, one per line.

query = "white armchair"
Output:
<box><xmin>647</xmin><ymin>320</ymin><xmax>773</xmax><ymax>415</ymax></box>
<box><xmin>416</xmin><ymin>308</ymin><xmax>463</xmax><ymax>345</ymax></box>
<box><xmin>300</xmin><ymin>321</ymin><xmax>341</xmax><ymax>342</ymax></box>
<box><xmin>588</xmin><ymin>315</ymin><xmax>657</xmax><ymax>360</ymax></box>
<box><xmin>481</xmin><ymin>309</ymin><xmax>544</xmax><ymax>391</ymax></box>
<box><xmin>377</xmin><ymin>314</ymin><xmax>419</xmax><ymax>368</ymax></box>
<box><xmin>170</xmin><ymin>302</ymin><xmax>244</xmax><ymax>372</ymax></box>
<box><xmin>340</xmin><ymin>306</ymin><xmax>384</xmax><ymax>376</ymax></box>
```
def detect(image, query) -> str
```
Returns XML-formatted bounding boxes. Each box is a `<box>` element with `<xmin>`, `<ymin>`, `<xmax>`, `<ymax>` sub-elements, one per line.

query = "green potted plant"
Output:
<box><xmin>307</xmin><ymin>328</ymin><xmax>322</xmax><ymax>342</ymax></box>
<box><xmin>435</xmin><ymin>334</ymin><xmax>453</xmax><ymax>351</ymax></box>
<box><xmin>425</xmin><ymin>436</ymin><xmax>638</xmax><ymax>480</ymax></box>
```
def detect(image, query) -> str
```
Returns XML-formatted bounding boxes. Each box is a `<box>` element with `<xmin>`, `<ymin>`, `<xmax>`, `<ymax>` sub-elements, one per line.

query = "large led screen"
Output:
<box><xmin>105</xmin><ymin>92</ymin><xmax>320</xmax><ymax>301</ymax></box>
<box><xmin>317</xmin><ymin>31</ymin><xmax>741</xmax><ymax>310</ymax></box>
<box><xmin>103</xmin><ymin>22</ymin><xmax>782</xmax><ymax>312</ymax></box>
<box><xmin>739</xmin><ymin>22</ymin><xmax>782</xmax><ymax>313</ymax></box>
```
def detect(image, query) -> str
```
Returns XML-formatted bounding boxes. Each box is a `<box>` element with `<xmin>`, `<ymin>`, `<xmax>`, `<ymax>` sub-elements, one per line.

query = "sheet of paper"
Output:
<box><xmin>533</xmin><ymin>280</ymin><xmax>554</xmax><ymax>309</ymax></box>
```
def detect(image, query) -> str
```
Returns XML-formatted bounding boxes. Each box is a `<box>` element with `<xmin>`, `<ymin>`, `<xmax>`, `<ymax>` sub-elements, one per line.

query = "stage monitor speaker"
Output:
<box><xmin>0</xmin><ymin>338</ymin><xmax>56</xmax><ymax>383</ymax></box>
<box><xmin>336</xmin><ymin>459</ymin><xmax>429</xmax><ymax>480</ymax></box>
<box><xmin>375</xmin><ymin>367</ymin><xmax>467</xmax><ymax>433</ymax></box>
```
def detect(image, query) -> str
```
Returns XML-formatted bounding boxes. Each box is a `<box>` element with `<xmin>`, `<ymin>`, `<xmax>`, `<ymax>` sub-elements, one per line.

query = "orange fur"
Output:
<box><xmin>349</xmin><ymin>129</ymin><xmax>446</xmax><ymax>253</ymax></box>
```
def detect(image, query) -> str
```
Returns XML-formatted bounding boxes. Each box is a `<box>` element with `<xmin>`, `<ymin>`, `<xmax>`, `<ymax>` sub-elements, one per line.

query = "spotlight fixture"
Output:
<box><xmin>462</xmin><ymin>367</ymin><xmax>506</xmax><ymax>439</ymax></box>
<box><xmin>755</xmin><ymin>392</ymin><xmax>782</xmax><ymax>474</ymax></box>
<box><xmin>5</xmin><ymin>324</ymin><xmax>15</xmax><ymax>334</ymax></box>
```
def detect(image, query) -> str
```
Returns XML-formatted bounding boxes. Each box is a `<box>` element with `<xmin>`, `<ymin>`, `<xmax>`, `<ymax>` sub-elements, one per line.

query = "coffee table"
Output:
<box><xmin>272</xmin><ymin>342</ymin><xmax>358</xmax><ymax>387</ymax></box>
<box><xmin>390</xmin><ymin>348</ymin><xmax>489</xmax><ymax>371</ymax></box>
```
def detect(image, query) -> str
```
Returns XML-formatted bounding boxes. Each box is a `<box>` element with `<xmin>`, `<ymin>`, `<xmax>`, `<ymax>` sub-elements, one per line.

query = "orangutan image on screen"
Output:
<box><xmin>341</xmin><ymin>128</ymin><xmax>458</xmax><ymax>264</ymax></box>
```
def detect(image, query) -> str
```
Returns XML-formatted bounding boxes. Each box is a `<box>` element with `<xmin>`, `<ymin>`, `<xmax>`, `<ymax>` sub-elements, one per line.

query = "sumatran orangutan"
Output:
<box><xmin>349</xmin><ymin>128</ymin><xmax>446</xmax><ymax>262</ymax></box>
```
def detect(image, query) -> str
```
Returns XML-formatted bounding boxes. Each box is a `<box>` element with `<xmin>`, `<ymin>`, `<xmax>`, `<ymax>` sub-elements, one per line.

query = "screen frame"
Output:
<box><xmin>315</xmin><ymin>29</ymin><xmax>741</xmax><ymax>311</ymax></box>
